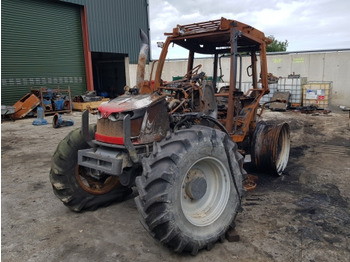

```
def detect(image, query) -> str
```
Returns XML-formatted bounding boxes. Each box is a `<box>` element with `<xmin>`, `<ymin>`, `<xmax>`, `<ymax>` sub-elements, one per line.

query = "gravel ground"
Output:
<box><xmin>1</xmin><ymin>109</ymin><xmax>350</xmax><ymax>262</ymax></box>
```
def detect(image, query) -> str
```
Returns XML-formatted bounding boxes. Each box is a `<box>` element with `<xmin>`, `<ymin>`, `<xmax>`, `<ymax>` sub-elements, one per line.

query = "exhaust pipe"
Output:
<box><xmin>136</xmin><ymin>29</ymin><xmax>149</xmax><ymax>90</ymax></box>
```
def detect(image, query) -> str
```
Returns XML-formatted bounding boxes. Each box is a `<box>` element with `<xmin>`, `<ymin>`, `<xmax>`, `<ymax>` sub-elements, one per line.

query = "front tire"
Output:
<box><xmin>50</xmin><ymin>125</ymin><xmax>132</xmax><ymax>212</ymax></box>
<box><xmin>135</xmin><ymin>126</ymin><xmax>245</xmax><ymax>254</ymax></box>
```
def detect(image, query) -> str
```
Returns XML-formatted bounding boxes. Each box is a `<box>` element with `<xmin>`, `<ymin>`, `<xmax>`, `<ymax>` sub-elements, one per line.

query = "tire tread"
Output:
<box><xmin>135</xmin><ymin>125</ymin><xmax>245</xmax><ymax>254</ymax></box>
<box><xmin>50</xmin><ymin>125</ymin><xmax>132</xmax><ymax>212</ymax></box>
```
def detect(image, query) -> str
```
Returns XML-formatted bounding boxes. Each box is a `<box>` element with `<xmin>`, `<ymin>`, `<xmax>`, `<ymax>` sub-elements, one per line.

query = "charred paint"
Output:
<box><xmin>252</xmin><ymin>122</ymin><xmax>291</xmax><ymax>175</ymax></box>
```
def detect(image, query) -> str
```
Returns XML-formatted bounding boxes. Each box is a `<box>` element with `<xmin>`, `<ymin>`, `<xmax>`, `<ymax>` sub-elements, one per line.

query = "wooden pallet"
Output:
<box><xmin>72</xmin><ymin>98</ymin><xmax>109</xmax><ymax>111</ymax></box>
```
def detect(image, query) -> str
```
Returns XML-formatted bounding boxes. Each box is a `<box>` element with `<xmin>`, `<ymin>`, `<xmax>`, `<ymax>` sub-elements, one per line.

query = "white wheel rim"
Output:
<box><xmin>275</xmin><ymin>124</ymin><xmax>290</xmax><ymax>175</ymax></box>
<box><xmin>180</xmin><ymin>157</ymin><xmax>230</xmax><ymax>227</ymax></box>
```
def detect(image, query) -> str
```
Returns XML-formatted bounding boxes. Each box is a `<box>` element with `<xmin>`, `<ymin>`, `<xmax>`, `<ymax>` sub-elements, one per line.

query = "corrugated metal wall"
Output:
<box><xmin>62</xmin><ymin>0</ymin><xmax>150</xmax><ymax>64</ymax></box>
<box><xmin>1</xmin><ymin>0</ymin><xmax>86</xmax><ymax>106</ymax></box>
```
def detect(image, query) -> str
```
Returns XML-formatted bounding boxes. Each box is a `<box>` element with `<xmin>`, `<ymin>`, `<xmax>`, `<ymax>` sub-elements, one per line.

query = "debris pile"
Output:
<box><xmin>1</xmin><ymin>87</ymin><xmax>72</xmax><ymax>120</ymax></box>
<box><xmin>72</xmin><ymin>91</ymin><xmax>109</xmax><ymax>114</ymax></box>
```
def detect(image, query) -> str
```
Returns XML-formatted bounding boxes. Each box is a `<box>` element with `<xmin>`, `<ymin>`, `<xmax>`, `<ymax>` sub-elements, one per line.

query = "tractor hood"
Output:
<box><xmin>98</xmin><ymin>93</ymin><xmax>165</xmax><ymax>117</ymax></box>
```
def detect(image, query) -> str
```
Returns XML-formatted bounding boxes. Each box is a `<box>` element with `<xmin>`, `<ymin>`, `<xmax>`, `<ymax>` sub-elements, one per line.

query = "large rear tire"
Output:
<box><xmin>251</xmin><ymin>122</ymin><xmax>290</xmax><ymax>175</ymax></box>
<box><xmin>135</xmin><ymin>126</ymin><xmax>245</xmax><ymax>254</ymax></box>
<box><xmin>50</xmin><ymin>125</ymin><xmax>132</xmax><ymax>212</ymax></box>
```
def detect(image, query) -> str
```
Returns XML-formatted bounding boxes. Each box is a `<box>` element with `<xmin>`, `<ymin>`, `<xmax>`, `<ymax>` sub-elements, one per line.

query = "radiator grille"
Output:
<box><xmin>96</xmin><ymin>118</ymin><xmax>143</xmax><ymax>138</ymax></box>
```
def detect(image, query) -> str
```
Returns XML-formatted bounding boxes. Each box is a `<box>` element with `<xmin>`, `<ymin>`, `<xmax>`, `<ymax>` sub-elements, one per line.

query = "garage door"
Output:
<box><xmin>1</xmin><ymin>0</ymin><xmax>86</xmax><ymax>106</ymax></box>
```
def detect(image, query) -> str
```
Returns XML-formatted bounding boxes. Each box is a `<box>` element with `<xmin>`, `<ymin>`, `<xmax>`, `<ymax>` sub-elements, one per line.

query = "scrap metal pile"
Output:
<box><xmin>2</xmin><ymin>87</ymin><xmax>72</xmax><ymax>120</ymax></box>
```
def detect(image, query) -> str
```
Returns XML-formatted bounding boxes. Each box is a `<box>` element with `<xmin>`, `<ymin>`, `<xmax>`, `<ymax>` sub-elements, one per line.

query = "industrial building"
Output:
<box><xmin>1</xmin><ymin>0</ymin><xmax>150</xmax><ymax>106</ymax></box>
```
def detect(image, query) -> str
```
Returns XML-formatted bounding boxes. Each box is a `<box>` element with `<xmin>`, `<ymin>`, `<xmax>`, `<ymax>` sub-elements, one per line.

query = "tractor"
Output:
<box><xmin>50</xmin><ymin>17</ymin><xmax>290</xmax><ymax>255</ymax></box>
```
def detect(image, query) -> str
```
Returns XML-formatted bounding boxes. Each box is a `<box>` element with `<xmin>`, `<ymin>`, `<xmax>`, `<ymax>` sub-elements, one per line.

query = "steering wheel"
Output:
<box><xmin>184</xmin><ymin>64</ymin><xmax>202</xmax><ymax>79</ymax></box>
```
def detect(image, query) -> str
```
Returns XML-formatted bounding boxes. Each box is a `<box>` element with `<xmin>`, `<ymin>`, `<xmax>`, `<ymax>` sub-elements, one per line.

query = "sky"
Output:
<box><xmin>148</xmin><ymin>0</ymin><xmax>350</xmax><ymax>59</ymax></box>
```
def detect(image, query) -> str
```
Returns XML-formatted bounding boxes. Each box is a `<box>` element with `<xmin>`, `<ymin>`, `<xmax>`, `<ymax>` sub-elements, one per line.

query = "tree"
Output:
<box><xmin>266</xmin><ymin>35</ymin><xmax>288</xmax><ymax>52</ymax></box>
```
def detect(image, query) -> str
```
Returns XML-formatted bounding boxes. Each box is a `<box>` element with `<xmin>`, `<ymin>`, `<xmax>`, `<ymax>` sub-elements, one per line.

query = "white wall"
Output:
<box><xmin>127</xmin><ymin>50</ymin><xmax>350</xmax><ymax>106</ymax></box>
<box><xmin>266</xmin><ymin>51</ymin><xmax>350</xmax><ymax>106</ymax></box>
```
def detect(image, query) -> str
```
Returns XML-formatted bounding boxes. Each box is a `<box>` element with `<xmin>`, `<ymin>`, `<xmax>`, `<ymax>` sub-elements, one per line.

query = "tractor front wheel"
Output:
<box><xmin>135</xmin><ymin>125</ymin><xmax>245</xmax><ymax>254</ymax></box>
<box><xmin>50</xmin><ymin>125</ymin><xmax>132</xmax><ymax>212</ymax></box>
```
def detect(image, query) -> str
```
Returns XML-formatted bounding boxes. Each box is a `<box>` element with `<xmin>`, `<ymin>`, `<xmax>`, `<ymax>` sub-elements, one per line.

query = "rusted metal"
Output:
<box><xmin>225</xmin><ymin>26</ymin><xmax>239</xmax><ymax>133</ymax></box>
<box><xmin>11</xmin><ymin>93</ymin><xmax>41</xmax><ymax>120</ymax></box>
<box><xmin>170</xmin><ymin>99</ymin><xmax>187</xmax><ymax>114</ymax></box>
<box><xmin>97</xmin><ymin>93</ymin><xmax>169</xmax><ymax>144</ymax></box>
<box><xmin>140</xmin><ymin>60</ymin><xmax>159</xmax><ymax>94</ymax></box>
<box><xmin>138</xmin><ymin>98</ymin><xmax>170</xmax><ymax>143</ymax></box>
<box><xmin>243</xmin><ymin>174</ymin><xmax>258</xmax><ymax>191</ymax></box>
<box><xmin>251</xmin><ymin>122</ymin><xmax>290</xmax><ymax>175</ymax></box>
<box><xmin>199</xmin><ymin>84</ymin><xmax>217</xmax><ymax>117</ymax></box>
<box><xmin>152</xmin><ymin>18</ymin><xmax>274</xmax><ymax>145</ymax></box>
<box><xmin>94</xmin><ymin>17</ymin><xmax>290</xmax><ymax>175</ymax></box>
<box><xmin>70</xmin><ymin>18</ymin><xmax>292</xmax><ymax>254</ymax></box>
<box><xmin>75</xmin><ymin>165</ymin><xmax>121</xmax><ymax>195</ymax></box>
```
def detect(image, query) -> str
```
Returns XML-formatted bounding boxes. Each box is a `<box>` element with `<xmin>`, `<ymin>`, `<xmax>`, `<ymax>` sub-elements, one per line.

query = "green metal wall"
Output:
<box><xmin>1</xmin><ymin>0</ymin><xmax>86</xmax><ymax>106</ymax></box>
<box><xmin>62</xmin><ymin>0</ymin><xmax>150</xmax><ymax>64</ymax></box>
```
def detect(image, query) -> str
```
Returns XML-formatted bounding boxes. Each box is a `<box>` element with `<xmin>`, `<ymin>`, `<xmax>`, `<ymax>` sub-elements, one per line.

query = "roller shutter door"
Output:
<box><xmin>1</xmin><ymin>0</ymin><xmax>86</xmax><ymax>106</ymax></box>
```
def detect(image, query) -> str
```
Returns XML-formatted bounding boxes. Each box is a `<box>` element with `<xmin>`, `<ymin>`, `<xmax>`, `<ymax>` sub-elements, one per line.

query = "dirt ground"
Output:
<box><xmin>1</xmin><ymin>109</ymin><xmax>350</xmax><ymax>262</ymax></box>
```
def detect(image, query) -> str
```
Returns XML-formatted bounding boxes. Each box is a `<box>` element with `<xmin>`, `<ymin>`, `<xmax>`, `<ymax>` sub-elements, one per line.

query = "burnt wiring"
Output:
<box><xmin>172</xmin><ymin>113</ymin><xmax>229</xmax><ymax>135</ymax></box>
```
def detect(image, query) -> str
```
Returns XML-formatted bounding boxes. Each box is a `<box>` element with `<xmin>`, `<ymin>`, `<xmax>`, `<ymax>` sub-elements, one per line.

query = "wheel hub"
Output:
<box><xmin>185</xmin><ymin>171</ymin><xmax>207</xmax><ymax>200</ymax></box>
<box><xmin>76</xmin><ymin>166</ymin><xmax>120</xmax><ymax>195</ymax></box>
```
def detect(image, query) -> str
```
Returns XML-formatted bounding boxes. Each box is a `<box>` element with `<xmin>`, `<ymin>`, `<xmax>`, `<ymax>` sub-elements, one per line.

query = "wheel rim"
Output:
<box><xmin>180</xmin><ymin>157</ymin><xmax>230</xmax><ymax>227</ymax></box>
<box><xmin>252</xmin><ymin>122</ymin><xmax>290</xmax><ymax>175</ymax></box>
<box><xmin>275</xmin><ymin>123</ymin><xmax>290</xmax><ymax>175</ymax></box>
<box><xmin>76</xmin><ymin>166</ymin><xmax>121</xmax><ymax>195</ymax></box>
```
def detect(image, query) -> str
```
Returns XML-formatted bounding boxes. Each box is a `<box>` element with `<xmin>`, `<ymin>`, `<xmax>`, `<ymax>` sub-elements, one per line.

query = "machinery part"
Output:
<box><xmin>246</xmin><ymin>64</ymin><xmax>253</xmax><ymax>77</ymax></box>
<box><xmin>173</xmin><ymin>113</ymin><xmax>228</xmax><ymax>134</ymax></box>
<box><xmin>119</xmin><ymin>165</ymin><xmax>143</xmax><ymax>187</ymax></box>
<box><xmin>184</xmin><ymin>64</ymin><xmax>202</xmax><ymax>79</ymax></box>
<box><xmin>78</xmin><ymin>147</ymin><xmax>126</xmax><ymax>176</ymax></box>
<box><xmin>81</xmin><ymin>109</ymin><xmax>94</xmax><ymax>144</ymax></box>
<box><xmin>11</xmin><ymin>93</ymin><xmax>41</xmax><ymax>120</ymax></box>
<box><xmin>243</xmin><ymin>174</ymin><xmax>258</xmax><ymax>191</ymax></box>
<box><xmin>135</xmin><ymin>125</ymin><xmax>245</xmax><ymax>254</ymax></box>
<box><xmin>122</xmin><ymin>114</ymin><xmax>138</xmax><ymax>163</ymax></box>
<box><xmin>153</xmin><ymin>18</ymin><xmax>273</xmax><ymax>144</ymax></box>
<box><xmin>136</xmin><ymin>29</ymin><xmax>149</xmax><ymax>90</ymax></box>
<box><xmin>251</xmin><ymin>122</ymin><xmax>290</xmax><ymax>175</ymax></box>
<box><xmin>1</xmin><ymin>105</ymin><xmax>16</xmax><ymax>116</ymax></box>
<box><xmin>52</xmin><ymin>113</ymin><xmax>74</xmax><ymax>128</ymax></box>
<box><xmin>200</xmin><ymin>84</ymin><xmax>217</xmax><ymax>118</ymax></box>
<box><xmin>50</xmin><ymin>124</ymin><xmax>132</xmax><ymax>212</ymax></box>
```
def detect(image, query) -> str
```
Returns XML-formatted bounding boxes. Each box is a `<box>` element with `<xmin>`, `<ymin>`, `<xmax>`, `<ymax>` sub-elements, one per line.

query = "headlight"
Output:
<box><xmin>97</xmin><ymin>111</ymin><xmax>102</xmax><ymax>120</ymax></box>
<box><xmin>108</xmin><ymin>113</ymin><xmax>119</xmax><ymax>121</ymax></box>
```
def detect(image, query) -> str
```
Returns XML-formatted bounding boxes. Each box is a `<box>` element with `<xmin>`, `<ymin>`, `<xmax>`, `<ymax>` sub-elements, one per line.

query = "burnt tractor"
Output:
<box><xmin>50</xmin><ymin>18</ymin><xmax>290</xmax><ymax>254</ymax></box>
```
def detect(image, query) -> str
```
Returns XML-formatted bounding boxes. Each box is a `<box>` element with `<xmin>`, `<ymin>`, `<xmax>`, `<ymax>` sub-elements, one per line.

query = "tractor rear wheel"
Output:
<box><xmin>50</xmin><ymin>125</ymin><xmax>132</xmax><ymax>212</ymax></box>
<box><xmin>251</xmin><ymin>122</ymin><xmax>290</xmax><ymax>175</ymax></box>
<box><xmin>135</xmin><ymin>125</ymin><xmax>245</xmax><ymax>254</ymax></box>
